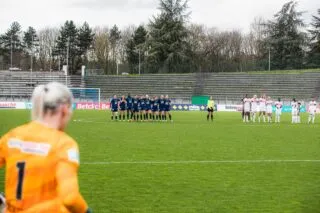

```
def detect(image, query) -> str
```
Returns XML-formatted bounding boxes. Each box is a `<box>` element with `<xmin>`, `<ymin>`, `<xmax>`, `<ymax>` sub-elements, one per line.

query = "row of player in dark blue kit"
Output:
<box><xmin>110</xmin><ymin>94</ymin><xmax>173</xmax><ymax>122</ymax></box>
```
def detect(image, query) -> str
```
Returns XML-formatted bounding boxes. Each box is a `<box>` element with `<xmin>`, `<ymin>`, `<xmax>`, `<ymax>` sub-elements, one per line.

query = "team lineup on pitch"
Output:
<box><xmin>242</xmin><ymin>95</ymin><xmax>317</xmax><ymax>124</ymax></box>
<box><xmin>109</xmin><ymin>94</ymin><xmax>174</xmax><ymax>122</ymax></box>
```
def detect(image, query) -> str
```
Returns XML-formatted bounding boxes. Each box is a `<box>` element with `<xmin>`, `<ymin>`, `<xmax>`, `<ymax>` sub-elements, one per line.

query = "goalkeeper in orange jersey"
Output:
<box><xmin>0</xmin><ymin>82</ymin><xmax>92</xmax><ymax>213</ymax></box>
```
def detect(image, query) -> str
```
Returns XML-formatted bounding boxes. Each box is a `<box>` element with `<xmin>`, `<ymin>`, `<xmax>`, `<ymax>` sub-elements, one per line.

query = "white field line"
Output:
<box><xmin>73</xmin><ymin>120</ymin><xmax>305</xmax><ymax>126</ymax></box>
<box><xmin>73</xmin><ymin>118</ymin><xmax>104</xmax><ymax>122</ymax></box>
<box><xmin>83</xmin><ymin>160</ymin><xmax>320</xmax><ymax>165</ymax></box>
<box><xmin>73</xmin><ymin>119</ymin><xmax>109</xmax><ymax>124</ymax></box>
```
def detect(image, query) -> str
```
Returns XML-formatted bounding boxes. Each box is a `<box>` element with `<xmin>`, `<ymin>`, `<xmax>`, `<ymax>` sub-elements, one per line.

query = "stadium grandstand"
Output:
<box><xmin>0</xmin><ymin>70</ymin><xmax>320</xmax><ymax>104</ymax></box>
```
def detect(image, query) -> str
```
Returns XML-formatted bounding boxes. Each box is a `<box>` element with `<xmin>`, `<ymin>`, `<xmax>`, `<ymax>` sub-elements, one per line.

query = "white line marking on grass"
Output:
<box><xmin>75</xmin><ymin>121</ymin><xmax>266</xmax><ymax>126</ymax></box>
<box><xmin>73</xmin><ymin>120</ymin><xmax>309</xmax><ymax>126</ymax></box>
<box><xmin>73</xmin><ymin>120</ymin><xmax>107</xmax><ymax>124</ymax></box>
<box><xmin>83</xmin><ymin>160</ymin><xmax>320</xmax><ymax>165</ymax></box>
<box><xmin>238</xmin><ymin>124</ymin><xmax>275</xmax><ymax>127</ymax></box>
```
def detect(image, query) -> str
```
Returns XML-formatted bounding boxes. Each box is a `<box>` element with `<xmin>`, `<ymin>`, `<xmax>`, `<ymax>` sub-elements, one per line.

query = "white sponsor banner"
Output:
<box><xmin>217</xmin><ymin>104</ymin><xmax>242</xmax><ymax>112</ymax></box>
<box><xmin>189</xmin><ymin>105</ymin><xmax>200</xmax><ymax>111</ymax></box>
<box><xmin>0</xmin><ymin>102</ymin><xmax>26</xmax><ymax>109</ymax></box>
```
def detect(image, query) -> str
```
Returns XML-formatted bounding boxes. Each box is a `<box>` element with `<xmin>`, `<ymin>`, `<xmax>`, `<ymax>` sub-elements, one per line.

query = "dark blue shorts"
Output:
<box><xmin>111</xmin><ymin>108</ymin><xmax>118</xmax><ymax>112</ymax></box>
<box><xmin>152</xmin><ymin>107</ymin><xmax>158</xmax><ymax>112</ymax></box>
<box><xmin>133</xmin><ymin>108</ymin><xmax>139</xmax><ymax>113</ymax></box>
<box><xmin>159</xmin><ymin>108</ymin><xmax>165</xmax><ymax>112</ymax></box>
<box><xmin>127</xmin><ymin>106</ymin><xmax>132</xmax><ymax>110</ymax></box>
<box><xmin>120</xmin><ymin>107</ymin><xmax>126</xmax><ymax>111</ymax></box>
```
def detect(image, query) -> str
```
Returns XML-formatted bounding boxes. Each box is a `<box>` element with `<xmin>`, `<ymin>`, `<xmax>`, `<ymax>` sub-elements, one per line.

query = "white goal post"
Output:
<box><xmin>69</xmin><ymin>88</ymin><xmax>101</xmax><ymax>105</ymax></box>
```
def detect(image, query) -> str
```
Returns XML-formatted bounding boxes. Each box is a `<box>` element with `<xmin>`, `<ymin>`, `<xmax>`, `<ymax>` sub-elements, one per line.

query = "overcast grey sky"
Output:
<box><xmin>0</xmin><ymin>0</ymin><xmax>319</xmax><ymax>33</ymax></box>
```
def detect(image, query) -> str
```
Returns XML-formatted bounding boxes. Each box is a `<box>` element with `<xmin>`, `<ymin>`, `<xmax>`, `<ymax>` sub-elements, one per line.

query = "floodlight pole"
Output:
<box><xmin>66</xmin><ymin>37</ymin><xmax>70</xmax><ymax>86</ymax></box>
<box><xmin>30</xmin><ymin>35</ymin><xmax>33</xmax><ymax>83</ymax></box>
<box><xmin>134</xmin><ymin>48</ymin><xmax>142</xmax><ymax>75</ymax></box>
<box><xmin>30</xmin><ymin>51</ymin><xmax>33</xmax><ymax>72</ymax></box>
<box><xmin>268</xmin><ymin>47</ymin><xmax>271</xmax><ymax>71</ymax></box>
<box><xmin>117</xmin><ymin>60</ymin><xmax>119</xmax><ymax>75</ymax></box>
<box><xmin>10</xmin><ymin>34</ymin><xmax>13</xmax><ymax>98</ymax></box>
<box><xmin>30</xmin><ymin>35</ymin><xmax>33</xmax><ymax>72</ymax></box>
<box><xmin>138</xmin><ymin>49</ymin><xmax>141</xmax><ymax>75</ymax></box>
<box><xmin>10</xmin><ymin>35</ymin><xmax>13</xmax><ymax>69</ymax></box>
<box><xmin>58</xmin><ymin>56</ymin><xmax>61</xmax><ymax>71</ymax></box>
<box><xmin>49</xmin><ymin>47</ymin><xmax>52</xmax><ymax>73</ymax></box>
<box><xmin>66</xmin><ymin>37</ymin><xmax>70</xmax><ymax>71</ymax></box>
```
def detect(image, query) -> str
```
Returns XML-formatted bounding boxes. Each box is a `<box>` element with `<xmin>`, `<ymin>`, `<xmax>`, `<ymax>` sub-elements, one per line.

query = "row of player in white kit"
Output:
<box><xmin>242</xmin><ymin>95</ymin><xmax>318</xmax><ymax>124</ymax></box>
<box><xmin>290</xmin><ymin>99</ymin><xmax>317</xmax><ymax>124</ymax></box>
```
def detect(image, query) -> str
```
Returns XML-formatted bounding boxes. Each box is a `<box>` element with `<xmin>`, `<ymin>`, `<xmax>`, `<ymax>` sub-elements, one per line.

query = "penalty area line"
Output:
<box><xmin>73</xmin><ymin>120</ymin><xmax>107</xmax><ymax>124</ymax></box>
<box><xmin>83</xmin><ymin>160</ymin><xmax>320</xmax><ymax>165</ymax></box>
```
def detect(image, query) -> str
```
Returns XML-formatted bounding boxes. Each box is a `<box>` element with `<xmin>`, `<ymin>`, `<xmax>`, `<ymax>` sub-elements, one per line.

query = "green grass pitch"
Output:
<box><xmin>0</xmin><ymin>110</ymin><xmax>320</xmax><ymax>213</ymax></box>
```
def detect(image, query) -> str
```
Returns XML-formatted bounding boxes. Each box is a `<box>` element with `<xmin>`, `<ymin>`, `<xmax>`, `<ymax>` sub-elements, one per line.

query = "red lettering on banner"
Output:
<box><xmin>0</xmin><ymin>102</ymin><xmax>17</xmax><ymax>108</ymax></box>
<box><xmin>76</xmin><ymin>102</ymin><xmax>110</xmax><ymax>110</ymax></box>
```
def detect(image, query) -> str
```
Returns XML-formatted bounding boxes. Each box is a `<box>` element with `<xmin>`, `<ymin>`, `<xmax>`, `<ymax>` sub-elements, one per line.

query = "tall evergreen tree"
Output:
<box><xmin>264</xmin><ymin>1</ymin><xmax>306</xmax><ymax>70</ymax></box>
<box><xmin>23</xmin><ymin>26</ymin><xmax>39</xmax><ymax>70</ymax></box>
<box><xmin>109</xmin><ymin>25</ymin><xmax>121</xmax><ymax>74</ymax></box>
<box><xmin>148</xmin><ymin>0</ymin><xmax>192</xmax><ymax>73</ymax></box>
<box><xmin>0</xmin><ymin>22</ymin><xmax>23</xmax><ymax>67</ymax></box>
<box><xmin>78</xmin><ymin>22</ymin><xmax>94</xmax><ymax>58</ymax></box>
<box><xmin>23</xmin><ymin>27</ymin><xmax>38</xmax><ymax>50</ymax></box>
<box><xmin>308</xmin><ymin>9</ymin><xmax>320</xmax><ymax>67</ymax></box>
<box><xmin>55</xmin><ymin>20</ymin><xmax>79</xmax><ymax>73</ymax></box>
<box><xmin>126</xmin><ymin>38</ymin><xmax>136</xmax><ymax>73</ymax></box>
<box><xmin>126</xmin><ymin>25</ymin><xmax>147</xmax><ymax>73</ymax></box>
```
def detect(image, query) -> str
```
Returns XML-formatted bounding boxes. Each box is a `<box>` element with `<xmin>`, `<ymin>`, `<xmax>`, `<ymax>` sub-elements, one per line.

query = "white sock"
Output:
<box><xmin>312</xmin><ymin>117</ymin><xmax>315</xmax><ymax>124</ymax></box>
<box><xmin>263</xmin><ymin>116</ymin><xmax>266</xmax><ymax>123</ymax></box>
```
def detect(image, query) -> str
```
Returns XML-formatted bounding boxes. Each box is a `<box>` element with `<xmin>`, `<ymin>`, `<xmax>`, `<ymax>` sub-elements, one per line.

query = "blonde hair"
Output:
<box><xmin>31</xmin><ymin>82</ymin><xmax>73</xmax><ymax>121</ymax></box>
